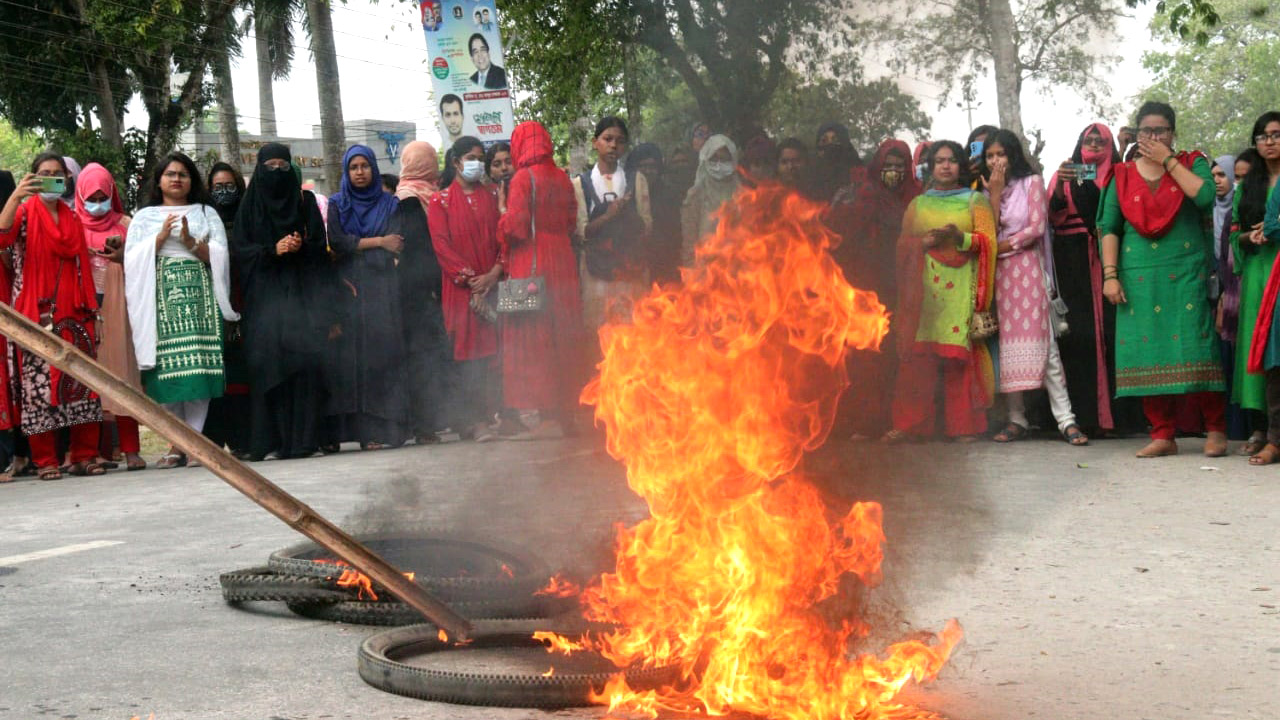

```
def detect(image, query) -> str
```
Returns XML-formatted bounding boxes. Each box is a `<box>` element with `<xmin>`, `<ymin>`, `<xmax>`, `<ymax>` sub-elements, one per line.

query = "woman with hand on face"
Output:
<box><xmin>74</xmin><ymin>162</ymin><xmax>146</xmax><ymax>471</ymax></box>
<box><xmin>884</xmin><ymin>141</ymin><xmax>998</xmax><ymax>443</ymax></box>
<box><xmin>1098</xmin><ymin>100</ymin><xmax>1226</xmax><ymax>459</ymax></box>
<box><xmin>231</xmin><ymin>143</ymin><xmax>333</xmax><ymax>460</ymax></box>
<box><xmin>427</xmin><ymin>136</ymin><xmax>504</xmax><ymax>443</ymax></box>
<box><xmin>324</xmin><ymin>144</ymin><xmax>411</xmax><ymax>451</ymax></box>
<box><xmin>1235</xmin><ymin>113</ymin><xmax>1280</xmax><ymax>464</ymax></box>
<box><xmin>982</xmin><ymin>129</ymin><xmax>1085</xmax><ymax>446</ymax></box>
<box><xmin>125</xmin><ymin>152</ymin><xmax>239</xmax><ymax>469</ymax></box>
<box><xmin>0</xmin><ymin>153</ymin><xmax>104</xmax><ymax>479</ymax></box>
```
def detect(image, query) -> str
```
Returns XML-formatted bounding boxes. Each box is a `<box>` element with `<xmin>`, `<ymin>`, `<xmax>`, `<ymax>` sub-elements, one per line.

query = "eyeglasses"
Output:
<box><xmin>1136</xmin><ymin>127</ymin><xmax>1172</xmax><ymax>139</ymax></box>
<box><xmin>1081</xmin><ymin>136</ymin><xmax>1108</xmax><ymax>148</ymax></box>
<box><xmin>211</xmin><ymin>183</ymin><xmax>238</xmax><ymax>192</ymax></box>
<box><xmin>162</xmin><ymin>171</ymin><xmax>190</xmax><ymax>180</ymax></box>
<box><xmin>1254</xmin><ymin>131</ymin><xmax>1280</xmax><ymax>145</ymax></box>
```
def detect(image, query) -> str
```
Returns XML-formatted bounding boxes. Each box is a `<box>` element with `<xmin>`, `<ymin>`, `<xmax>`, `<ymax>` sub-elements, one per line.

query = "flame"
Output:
<box><xmin>533</xmin><ymin>630</ymin><xmax>592</xmax><ymax>656</ymax></box>
<box><xmin>535</xmin><ymin>573</ymin><xmax>582</xmax><ymax>598</ymax></box>
<box><xmin>438</xmin><ymin>628</ymin><xmax>449</xmax><ymax>643</ymax></box>
<box><xmin>576</xmin><ymin>185</ymin><xmax>961</xmax><ymax>719</ymax></box>
<box><xmin>500</xmin><ymin>563</ymin><xmax>515</xmax><ymax>578</ymax></box>
<box><xmin>542</xmin><ymin>667</ymin><xmax>556</xmax><ymax>677</ymax></box>
<box><xmin>314</xmin><ymin>558</ymin><xmax>417</xmax><ymax>602</ymax></box>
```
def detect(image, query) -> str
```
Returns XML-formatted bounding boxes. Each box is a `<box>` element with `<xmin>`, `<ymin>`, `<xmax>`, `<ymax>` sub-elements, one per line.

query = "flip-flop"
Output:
<box><xmin>1061</xmin><ymin>424</ymin><xmax>1089</xmax><ymax>446</ymax></box>
<box><xmin>992</xmin><ymin>422</ymin><xmax>1028</xmax><ymax>443</ymax></box>
<box><xmin>68</xmin><ymin>461</ymin><xmax>107</xmax><ymax>476</ymax></box>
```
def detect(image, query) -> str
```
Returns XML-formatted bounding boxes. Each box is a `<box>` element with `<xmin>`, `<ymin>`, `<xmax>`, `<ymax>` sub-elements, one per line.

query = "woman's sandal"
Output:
<box><xmin>1061</xmin><ymin>424</ymin><xmax>1089</xmax><ymax>446</ymax></box>
<box><xmin>37</xmin><ymin>466</ymin><xmax>63</xmax><ymax>481</ymax></box>
<box><xmin>1248</xmin><ymin>442</ymin><xmax>1280</xmax><ymax>466</ymax></box>
<box><xmin>992</xmin><ymin>422</ymin><xmax>1028</xmax><ymax>443</ymax></box>
<box><xmin>155</xmin><ymin>452</ymin><xmax>187</xmax><ymax>469</ymax></box>
<box><xmin>1238</xmin><ymin>437</ymin><xmax>1267</xmax><ymax>456</ymax></box>
<box><xmin>68</xmin><ymin>461</ymin><xmax>107</xmax><ymax>477</ymax></box>
<box><xmin>125</xmin><ymin>453</ymin><xmax>147</xmax><ymax>471</ymax></box>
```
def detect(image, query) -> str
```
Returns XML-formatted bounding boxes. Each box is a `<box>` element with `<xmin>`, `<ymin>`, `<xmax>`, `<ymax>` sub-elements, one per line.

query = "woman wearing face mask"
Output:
<box><xmin>0</xmin><ymin>153</ymin><xmax>104</xmax><ymax>479</ymax></box>
<box><xmin>574</xmin><ymin>116</ymin><xmax>652</xmax><ymax>329</ymax></box>
<box><xmin>126</xmin><ymin>152</ymin><xmax>240</xmax><ymax>468</ymax></box>
<box><xmin>1047</xmin><ymin>123</ymin><xmax>1142</xmax><ymax>438</ymax></box>
<box><xmin>982</xmin><ymin>129</ymin><xmax>1085</xmax><ymax>446</ymax></box>
<box><xmin>324</xmin><ymin>144</ymin><xmax>410</xmax><ymax>452</ymax></box>
<box><xmin>1099</xmin><ymin>100</ymin><xmax>1225</xmax><ymax>458</ymax></box>
<box><xmin>1232</xmin><ymin>112</ymin><xmax>1280</xmax><ymax>464</ymax></box>
<box><xmin>201</xmin><ymin>161</ymin><xmax>253</xmax><ymax>459</ymax></box>
<box><xmin>428</xmin><ymin>136</ymin><xmax>504</xmax><ymax>442</ymax></box>
<box><xmin>885</xmin><ymin>140</ymin><xmax>997</xmax><ymax>443</ymax></box>
<box><xmin>829</xmin><ymin>139</ymin><xmax>921</xmax><ymax>440</ymax></box>
<box><xmin>74</xmin><ymin>162</ymin><xmax>146</xmax><ymax>472</ymax></box>
<box><xmin>680</xmin><ymin>134</ymin><xmax>739</xmax><ymax>267</ymax></box>
<box><xmin>230</xmin><ymin>143</ymin><xmax>333</xmax><ymax>460</ymax></box>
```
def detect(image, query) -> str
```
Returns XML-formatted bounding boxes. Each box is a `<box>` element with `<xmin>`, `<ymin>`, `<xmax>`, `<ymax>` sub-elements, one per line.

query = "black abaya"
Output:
<box><xmin>395</xmin><ymin>197</ymin><xmax>454</xmax><ymax>438</ymax></box>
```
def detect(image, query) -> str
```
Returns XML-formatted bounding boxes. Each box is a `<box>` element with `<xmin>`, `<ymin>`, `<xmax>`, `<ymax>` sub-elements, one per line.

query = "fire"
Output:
<box><xmin>542</xmin><ymin>667</ymin><xmax>556</xmax><ymax>677</ymax></box>
<box><xmin>533</xmin><ymin>630</ymin><xmax>591</xmax><ymax>656</ymax></box>
<box><xmin>314</xmin><ymin>558</ymin><xmax>417</xmax><ymax>602</ymax></box>
<box><xmin>575</xmin><ymin>185</ymin><xmax>961</xmax><ymax>719</ymax></box>
<box><xmin>500</xmin><ymin>563</ymin><xmax>515</xmax><ymax>578</ymax></box>
<box><xmin>438</xmin><ymin>628</ymin><xmax>449</xmax><ymax>643</ymax></box>
<box><xmin>534</xmin><ymin>573</ymin><xmax>582</xmax><ymax>598</ymax></box>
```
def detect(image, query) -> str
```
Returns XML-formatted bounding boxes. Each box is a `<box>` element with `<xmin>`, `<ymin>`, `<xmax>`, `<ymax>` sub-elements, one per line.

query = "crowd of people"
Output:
<box><xmin>2</xmin><ymin>99</ymin><xmax>1279</xmax><ymax>481</ymax></box>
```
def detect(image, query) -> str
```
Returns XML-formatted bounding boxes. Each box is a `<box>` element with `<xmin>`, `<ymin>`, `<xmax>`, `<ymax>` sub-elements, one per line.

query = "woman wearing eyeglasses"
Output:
<box><xmin>125</xmin><ymin>152</ymin><xmax>240</xmax><ymax>468</ymax></box>
<box><xmin>1098</xmin><ymin>101</ymin><xmax>1226</xmax><ymax>458</ymax></box>
<box><xmin>1234</xmin><ymin>112</ymin><xmax>1280</xmax><ymax>464</ymax></box>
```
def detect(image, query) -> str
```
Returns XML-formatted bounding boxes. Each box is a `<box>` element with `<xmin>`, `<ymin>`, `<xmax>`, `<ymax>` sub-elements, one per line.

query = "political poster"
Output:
<box><xmin>419</xmin><ymin>0</ymin><xmax>514</xmax><ymax>152</ymax></box>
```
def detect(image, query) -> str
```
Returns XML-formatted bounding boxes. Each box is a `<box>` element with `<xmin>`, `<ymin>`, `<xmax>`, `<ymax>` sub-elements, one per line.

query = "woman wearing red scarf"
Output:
<box><xmin>1098</xmin><ymin>101</ymin><xmax>1226</xmax><ymax>458</ymax></box>
<box><xmin>74</xmin><ymin>162</ymin><xmax>146</xmax><ymax>471</ymax></box>
<box><xmin>0</xmin><ymin>153</ymin><xmax>103</xmax><ymax>479</ymax></box>
<box><xmin>829</xmin><ymin>138</ymin><xmax>921</xmax><ymax>438</ymax></box>
<box><xmin>498</xmin><ymin>121</ymin><xmax>585</xmax><ymax>439</ymax></box>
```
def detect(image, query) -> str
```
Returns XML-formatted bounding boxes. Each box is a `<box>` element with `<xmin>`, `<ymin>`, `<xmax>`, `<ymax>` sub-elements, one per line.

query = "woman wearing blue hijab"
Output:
<box><xmin>323</xmin><ymin>144</ymin><xmax>410</xmax><ymax>451</ymax></box>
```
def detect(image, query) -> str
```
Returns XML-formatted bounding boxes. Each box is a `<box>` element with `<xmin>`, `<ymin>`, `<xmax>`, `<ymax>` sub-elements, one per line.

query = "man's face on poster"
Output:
<box><xmin>470</xmin><ymin>37</ymin><xmax>491</xmax><ymax>73</ymax></box>
<box><xmin>442</xmin><ymin>100</ymin><xmax>464</xmax><ymax>136</ymax></box>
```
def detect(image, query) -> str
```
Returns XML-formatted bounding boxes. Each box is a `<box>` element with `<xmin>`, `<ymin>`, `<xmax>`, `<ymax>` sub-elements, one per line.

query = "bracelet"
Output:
<box><xmin>1103</xmin><ymin>275</ymin><xmax>1119</xmax><ymax>282</ymax></box>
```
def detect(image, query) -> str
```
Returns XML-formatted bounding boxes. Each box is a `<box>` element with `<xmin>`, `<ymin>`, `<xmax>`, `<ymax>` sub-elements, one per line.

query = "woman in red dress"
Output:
<box><xmin>498</xmin><ymin>121</ymin><xmax>585</xmax><ymax>439</ymax></box>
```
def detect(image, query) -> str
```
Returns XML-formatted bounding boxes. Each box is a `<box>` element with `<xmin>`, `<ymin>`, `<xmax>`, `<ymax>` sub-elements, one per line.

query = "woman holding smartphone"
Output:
<box><xmin>125</xmin><ymin>152</ymin><xmax>239</xmax><ymax>468</ymax></box>
<box><xmin>0</xmin><ymin>153</ymin><xmax>104</xmax><ymax>479</ymax></box>
<box><xmin>75</xmin><ymin>163</ymin><xmax>146</xmax><ymax>471</ymax></box>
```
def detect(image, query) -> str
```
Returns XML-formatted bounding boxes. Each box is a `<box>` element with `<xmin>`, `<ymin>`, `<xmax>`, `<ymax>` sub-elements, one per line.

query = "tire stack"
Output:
<box><xmin>219</xmin><ymin>532</ymin><xmax>575</xmax><ymax>626</ymax></box>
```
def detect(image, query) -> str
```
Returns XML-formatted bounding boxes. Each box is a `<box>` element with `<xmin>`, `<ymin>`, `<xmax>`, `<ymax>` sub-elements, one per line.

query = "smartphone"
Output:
<box><xmin>39</xmin><ymin>176</ymin><xmax>65</xmax><ymax>194</ymax></box>
<box><xmin>105</xmin><ymin>234</ymin><xmax>123</xmax><ymax>250</ymax></box>
<box><xmin>969</xmin><ymin>141</ymin><xmax>984</xmax><ymax>160</ymax></box>
<box><xmin>1069</xmin><ymin>163</ymin><xmax>1097</xmax><ymax>181</ymax></box>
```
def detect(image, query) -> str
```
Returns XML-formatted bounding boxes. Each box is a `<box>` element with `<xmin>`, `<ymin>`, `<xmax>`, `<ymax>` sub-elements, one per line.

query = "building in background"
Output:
<box><xmin>182</xmin><ymin>115</ymin><xmax>415</xmax><ymax>195</ymax></box>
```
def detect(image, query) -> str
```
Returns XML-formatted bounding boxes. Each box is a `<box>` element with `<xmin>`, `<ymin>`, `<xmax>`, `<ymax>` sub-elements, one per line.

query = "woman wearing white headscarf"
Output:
<box><xmin>680</xmin><ymin>134</ymin><xmax>739</xmax><ymax>266</ymax></box>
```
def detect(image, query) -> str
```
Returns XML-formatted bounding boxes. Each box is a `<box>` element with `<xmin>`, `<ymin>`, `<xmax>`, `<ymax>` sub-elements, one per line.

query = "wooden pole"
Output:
<box><xmin>0</xmin><ymin>303</ymin><xmax>473</xmax><ymax>640</ymax></box>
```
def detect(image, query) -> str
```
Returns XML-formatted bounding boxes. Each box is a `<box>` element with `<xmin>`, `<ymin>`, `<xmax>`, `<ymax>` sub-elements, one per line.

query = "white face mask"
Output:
<box><xmin>460</xmin><ymin>159</ymin><xmax>485</xmax><ymax>182</ymax></box>
<box><xmin>83</xmin><ymin>199</ymin><xmax>112</xmax><ymax>217</ymax></box>
<box><xmin>706</xmin><ymin>160</ymin><xmax>735</xmax><ymax>181</ymax></box>
<box><xmin>39</xmin><ymin>191</ymin><xmax>63</xmax><ymax>202</ymax></box>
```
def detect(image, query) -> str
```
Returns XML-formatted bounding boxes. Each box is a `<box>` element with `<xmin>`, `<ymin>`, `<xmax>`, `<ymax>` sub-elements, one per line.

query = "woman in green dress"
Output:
<box><xmin>1099</xmin><ymin>101</ymin><xmax>1226</xmax><ymax>459</ymax></box>
<box><xmin>1228</xmin><ymin>112</ymin><xmax>1280</xmax><ymax>464</ymax></box>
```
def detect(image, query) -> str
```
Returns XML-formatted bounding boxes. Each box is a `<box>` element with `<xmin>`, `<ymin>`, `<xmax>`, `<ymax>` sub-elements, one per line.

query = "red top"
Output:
<box><xmin>427</xmin><ymin>183</ymin><xmax>502</xmax><ymax>360</ymax></box>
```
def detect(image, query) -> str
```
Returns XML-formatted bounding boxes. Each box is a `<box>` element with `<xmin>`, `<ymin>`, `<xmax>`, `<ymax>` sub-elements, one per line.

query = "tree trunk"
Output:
<box><xmin>213</xmin><ymin>48</ymin><xmax>241</xmax><ymax>163</ymax></box>
<box><xmin>255</xmin><ymin>0</ymin><xmax>278</xmax><ymax>137</ymax></box>
<box><xmin>90</xmin><ymin>58</ymin><xmax>124</xmax><ymax>149</ymax></box>
<box><xmin>306</xmin><ymin>0</ymin><xmax>345</xmax><ymax>192</ymax></box>
<box><xmin>985</xmin><ymin>0</ymin><xmax>1025</xmax><ymax>140</ymax></box>
<box><xmin>622</xmin><ymin>43</ymin><xmax>642</xmax><ymax>138</ymax></box>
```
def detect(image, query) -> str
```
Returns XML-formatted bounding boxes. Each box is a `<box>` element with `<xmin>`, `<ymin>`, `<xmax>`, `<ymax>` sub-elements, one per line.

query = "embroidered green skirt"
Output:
<box><xmin>142</xmin><ymin>257</ymin><xmax>225</xmax><ymax>404</ymax></box>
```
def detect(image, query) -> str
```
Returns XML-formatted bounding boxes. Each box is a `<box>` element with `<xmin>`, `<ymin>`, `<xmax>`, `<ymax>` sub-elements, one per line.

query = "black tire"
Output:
<box><xmin>267</xmin><ymin>532</ymin><xmax>552</xmax><ymax>603</ymax></box>
<box><xmin>357</xmin><ymin>624</ymin><xmax>680</xmax><ymax>708</ymax></box>
<box><xmin>219</xmin><ymin>566</ymin><xmax>351</xmax><ymax>604</ymax></box>
<box><xmin>285</xmin><ymin>591</ymin><xmax>578</xmax><ymax>625</ymax></box>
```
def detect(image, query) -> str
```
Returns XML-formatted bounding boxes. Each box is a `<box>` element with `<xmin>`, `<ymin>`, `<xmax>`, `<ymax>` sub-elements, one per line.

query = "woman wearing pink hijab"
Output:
<box><xmin>74</xmin><ymin>163</ymin><xmax>146</xmax><ymax>470</ymax></box>
<box><xmin>393</xmin><ymin>141</ymin><xmax>452</xmax><ymax>443</ymax></box>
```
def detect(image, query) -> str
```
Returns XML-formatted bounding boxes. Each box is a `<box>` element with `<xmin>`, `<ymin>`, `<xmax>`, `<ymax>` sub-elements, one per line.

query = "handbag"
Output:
<box><xmin>966</xmin><ymin>191</ymin><xmax>998</xmax><ymax>340</ymax></box>
<box><xmin>1042</xmin><ymin>225</ymin><xmax>1069</xmax><ymax>337</ymax></box>
<box><xmin>496</xmin><ymin>172</ymin><xmax>546</xmax><ymax>314</ymax></box>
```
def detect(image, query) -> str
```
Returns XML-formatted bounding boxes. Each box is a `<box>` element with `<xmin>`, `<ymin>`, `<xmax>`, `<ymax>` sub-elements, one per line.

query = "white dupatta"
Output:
<box><xmin>124</xmin><ymin>203</ymin><xmax>239</xmax><ymax>371</ymax></box>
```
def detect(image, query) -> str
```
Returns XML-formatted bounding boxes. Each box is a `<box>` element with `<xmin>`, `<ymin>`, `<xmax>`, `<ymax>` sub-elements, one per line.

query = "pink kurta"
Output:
<box><xmin>992</xmin><ymin>174</ymin><xmax>1050</xmax><ymax>392</ymax></box>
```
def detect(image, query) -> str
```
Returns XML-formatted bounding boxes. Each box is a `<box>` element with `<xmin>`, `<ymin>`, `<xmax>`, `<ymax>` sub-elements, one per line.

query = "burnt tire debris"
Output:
<box><xmin>356</xmin><ymin>624</ymin><xmax>681</xmax><ymax>708</ymax></box>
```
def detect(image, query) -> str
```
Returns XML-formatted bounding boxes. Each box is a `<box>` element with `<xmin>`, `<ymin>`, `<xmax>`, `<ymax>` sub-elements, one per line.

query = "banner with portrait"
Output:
<box><xmin>419</xmin><ymin>0</ymin><xmax>515</xmax><ymax>152</ymax></box>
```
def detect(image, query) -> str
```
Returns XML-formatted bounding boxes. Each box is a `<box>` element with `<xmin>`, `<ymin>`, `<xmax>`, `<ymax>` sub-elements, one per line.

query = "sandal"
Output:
<box><xmin>992</xmin><ymin>422</ymin><xmax>1028</xmax><ymax>443</ymax></box>
<box><xmin>6</xmin><ymin>458</ymin><xmax>35</xmax><ymax>478</ymax></box>
<box><xmin>1238</xmin><ymin>436</ymin><xmax>1267</xmax><ymax>456</ymax></box>
<box><xmin>1061</xmin><ymin>424</ymin><xmax>1089</xmax><ymax>446</ymax></box>
<box><xmin>68</xmin><ymin>461</ymin><xmax>107</xmax><ymax>477</ymax></box>
<box><xmin>37</xmin><ymin>466</ymin><xmax>63</xmax><ymax>481</ymax></box>
<box><xmin>155</xmin><ymin>452</ymin><xmax>187</xmax><ymax>469</ymax></box>
<box><xmin>1249</xmin><ymin>442</ymin><xmax>1280</xmax><ymax>466</ymax></box>
<box><xmin>125</xmin><ymin>453</ymin><xmax>147</xmax><ymax>471</ymax></box>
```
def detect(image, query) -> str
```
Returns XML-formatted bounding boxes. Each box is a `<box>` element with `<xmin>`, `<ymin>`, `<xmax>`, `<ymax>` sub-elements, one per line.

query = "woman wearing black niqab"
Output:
<box><xmin>231</xmin><ymin>142</ymin><xmax>334</xmax><ymax>460</ymax></box>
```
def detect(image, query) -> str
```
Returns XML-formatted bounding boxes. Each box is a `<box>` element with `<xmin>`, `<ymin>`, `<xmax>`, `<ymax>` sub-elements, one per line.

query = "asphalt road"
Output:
<box><xmin>0</xmin><ymin>431</ymin><xmax>1276</xmax><ymax>720</ymax></box>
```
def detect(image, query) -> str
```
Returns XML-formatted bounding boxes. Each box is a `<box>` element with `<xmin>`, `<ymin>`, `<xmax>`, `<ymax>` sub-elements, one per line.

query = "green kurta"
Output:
<box><xmin>1230</xmin><ymin>185</ymin><xmax>1277</xmax><ymax>410</ymax></box>
<box><xmin>1097</xmin><ymin>156</ymin><xmax>1224</xmax><ymax>397</ymax></box>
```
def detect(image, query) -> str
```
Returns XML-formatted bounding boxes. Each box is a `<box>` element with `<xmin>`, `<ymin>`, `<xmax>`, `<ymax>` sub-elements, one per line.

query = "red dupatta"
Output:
<box><xmin>1112</xmin><ymin>151</ymin><xmax>1207</xmax><ymax>239</ymax></box>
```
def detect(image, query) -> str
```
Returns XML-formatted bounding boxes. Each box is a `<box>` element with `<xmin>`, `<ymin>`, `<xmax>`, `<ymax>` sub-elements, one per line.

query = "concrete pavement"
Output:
<box><xmin>0</xmin><ymin>432</ymin><xmax>1276</xmax><ymax>719</ymax></box>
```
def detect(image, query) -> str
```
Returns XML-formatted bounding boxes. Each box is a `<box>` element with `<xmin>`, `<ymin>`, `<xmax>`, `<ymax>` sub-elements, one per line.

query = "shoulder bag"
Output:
<box><xmin>967</xmin><ymin>191</ymin><xmax>999</xmax><ymax>340</ymax></box>
<box><xmin>496</xmin><ymin>171</ymin><xmax>546</xmax><ymax>314</ymax></box>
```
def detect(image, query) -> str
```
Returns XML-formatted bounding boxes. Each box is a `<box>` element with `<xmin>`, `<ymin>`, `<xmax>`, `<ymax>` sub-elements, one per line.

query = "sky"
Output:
<box><xmin>127</xmin><ymin>1</ymin><xmax>1161</xmax><ymax>169</ymax></box>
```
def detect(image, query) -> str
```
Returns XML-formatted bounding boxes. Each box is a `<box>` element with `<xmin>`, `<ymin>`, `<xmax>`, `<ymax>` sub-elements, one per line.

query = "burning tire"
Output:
<box><xmin>219</xmin><ymin>567</ymin><xmax>352</xmax><ymax>604</ymax></box>
<box><xmin>357</xmin><ymin>624</ymin><xmax>680</xmax><ymax>708</ymax></box>
<box><xmin>286</xmin><ymin>593</ymin><xmax>566</xmax><ymax>625</ymax></box>
<box><xmin>267</xmin><ymin>532</ymin><xmax>550</xmax><ymax>602</ymax></box>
